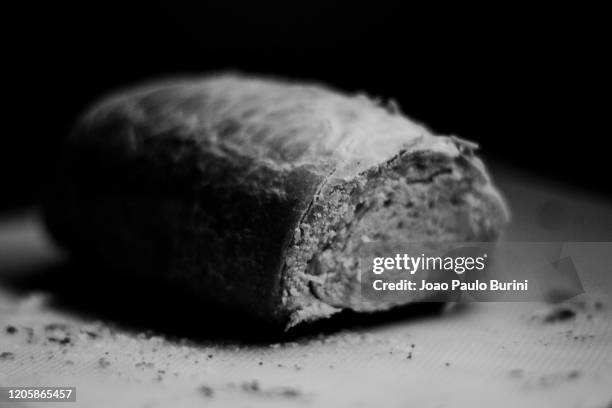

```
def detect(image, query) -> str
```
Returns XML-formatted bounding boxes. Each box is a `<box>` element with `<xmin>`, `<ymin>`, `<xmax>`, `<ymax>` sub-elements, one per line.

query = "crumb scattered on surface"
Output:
<box><xmin>83</xmin><ymin>330</ymin><xmax>99</xmax><ymax>339</ymax></box>
<box><xmin>0</xmin><ymin>351</ymin><xmax>15</xmax><ymax>360</ymax></box>
<box><xmin>199</xmin><ymin>385</ymin><xmax>214</xmax><ymax>398</ymax></box>
<box><xmin>531</xmin><ymin>297</ymin><xmax>606</xmax><ymax>323</ymax></box>
<box><xmin>521</xmin><ymin>370</ymin><xmax>585</xmax><ymax>389</ymax></box>
<box><xmin>234</xmin><ymin>380</ymin><xmax>304</xmax><ymax>399</ymax></box>
<box><xmin>98</xmin><ymin>357</ymin><xmax>111</xmax><ymax>368</ymax></box>
<box><xmin>564</xmin><ymin>330</ymin><xmax>596</xmax><ymax>342</ymax></box>
<box><xmin>45</xmin><ymin>322</ymin><xmax>73</xmax><ymax>345</ymax></box>
<box><xmin>543</xmin><ymin>306</ymin><xmax>576</xmax><ymax>323</ymax></box>
<box><xmin>196</xmin><ymin>381</ymin><xmax>306</xmax><ymax>401</ymax></box>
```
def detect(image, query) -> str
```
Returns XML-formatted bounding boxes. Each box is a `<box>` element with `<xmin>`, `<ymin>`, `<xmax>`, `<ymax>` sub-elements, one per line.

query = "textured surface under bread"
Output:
<box><xmin>44</xmin><ymin>74</ymin><xmax>508</xmax><ymax>328</ymax></box>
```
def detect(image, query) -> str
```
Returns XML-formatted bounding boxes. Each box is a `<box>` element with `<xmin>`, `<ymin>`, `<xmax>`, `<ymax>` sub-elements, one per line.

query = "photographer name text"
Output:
<box><xmin>372</xmin><ymin>279</ymin><xmax>529</xmax><ymax>292</ymax></box>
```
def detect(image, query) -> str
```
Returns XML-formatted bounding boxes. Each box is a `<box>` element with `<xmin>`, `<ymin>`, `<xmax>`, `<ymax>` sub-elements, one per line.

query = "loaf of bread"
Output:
<box><xmin>44</xmin><ymin>75</ymin><xmax>508</xmax><ymax>329</ymax></box>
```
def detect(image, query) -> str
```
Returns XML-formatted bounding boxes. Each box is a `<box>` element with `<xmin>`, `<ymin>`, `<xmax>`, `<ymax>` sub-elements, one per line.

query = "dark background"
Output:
<box><xmin>2</xmin><ymin>3</ymin><xmax>609</xmax><ymax>212</ymax></box>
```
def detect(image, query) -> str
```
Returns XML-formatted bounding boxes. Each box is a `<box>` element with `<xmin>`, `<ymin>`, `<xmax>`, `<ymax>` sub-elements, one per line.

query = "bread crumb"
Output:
<box><xmin>0</xmin><ymin>352</ymin><xmax>15</xmax><ymax>361</ymax></box>
<box><xmin>199</xmin><ymin>385</ymin><xmax>214</xmax><ymax>398</ymax></box>
<box><xmin>98</xmin><ymin>357</ymin><xmax>111</xmax><ymax>368</ymax></box>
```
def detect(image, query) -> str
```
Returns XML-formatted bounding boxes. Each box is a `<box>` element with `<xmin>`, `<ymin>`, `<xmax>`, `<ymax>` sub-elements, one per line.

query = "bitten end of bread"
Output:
<box><xmin>280</xmin><ymin>147</ymin><xmax>508</xmax><ymax>328</ymax></box>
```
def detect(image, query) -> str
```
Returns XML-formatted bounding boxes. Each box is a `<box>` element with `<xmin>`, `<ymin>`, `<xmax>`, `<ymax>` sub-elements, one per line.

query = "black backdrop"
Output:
<box><xmin>2</xmin><ymin>3</ymin><xmax>609</xmax><ymax>211</ymax></box>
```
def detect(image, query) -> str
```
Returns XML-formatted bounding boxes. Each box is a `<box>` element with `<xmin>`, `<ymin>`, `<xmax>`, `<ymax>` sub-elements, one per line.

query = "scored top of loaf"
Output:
<box><xmin>81</xmin><ymin>74</ymin><xmax>468</xmax><ymax>180</ymax></box>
